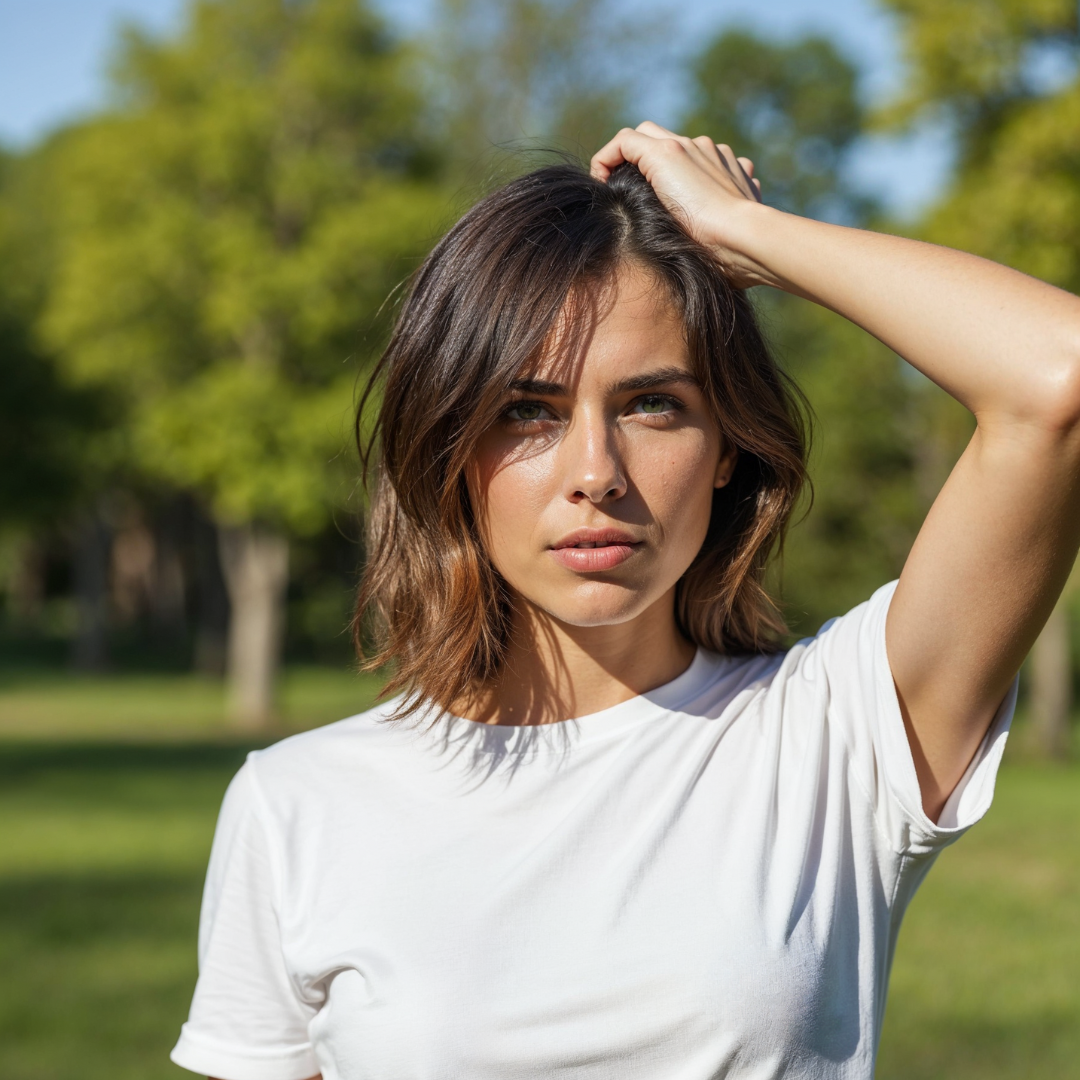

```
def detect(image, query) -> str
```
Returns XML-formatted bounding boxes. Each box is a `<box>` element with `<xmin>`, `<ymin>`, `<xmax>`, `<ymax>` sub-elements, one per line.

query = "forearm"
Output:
<box><xmin>591</xmin><ymin>123</ymin><xmax>1080</xmax><ymax>815</ymax></box>
<box><xmin>730</xmin><ymin>204</ymin><xmax>1080</xmax><ymax>428</ymax></box>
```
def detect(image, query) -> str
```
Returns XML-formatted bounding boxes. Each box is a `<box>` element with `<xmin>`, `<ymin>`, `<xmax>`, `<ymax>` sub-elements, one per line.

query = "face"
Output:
<box><xmin>467</xmin><ymin>261</ymin><xmax>737</xmax><ymax>632</ymax></box>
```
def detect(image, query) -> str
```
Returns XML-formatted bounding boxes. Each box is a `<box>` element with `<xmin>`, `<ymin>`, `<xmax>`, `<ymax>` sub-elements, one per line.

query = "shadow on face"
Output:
<box><xmin>467</xmin><ymin>261</ymin><xmax>738</xmax><ymax>636</ymax></box>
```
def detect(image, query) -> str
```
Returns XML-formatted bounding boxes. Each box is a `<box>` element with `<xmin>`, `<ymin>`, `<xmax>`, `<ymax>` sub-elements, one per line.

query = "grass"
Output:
<box><xmin>0</xmin><ymin>742</ymin><xmax>245</xmax><ymax>1080</ymax></box>
<box><xmin>0</xmin><ymin>670</ymin><xmax>1077</xmax><ymax>1079</ymax></box>
<box><xmin>876</xmin><ymin>761</ymin><xmax>1080</xmax><ymax>1078</ymax></box>
<box><xmin>0</xmin><ymin>664</ymin><xmax>386</xmax><ymax>741</ymax></box>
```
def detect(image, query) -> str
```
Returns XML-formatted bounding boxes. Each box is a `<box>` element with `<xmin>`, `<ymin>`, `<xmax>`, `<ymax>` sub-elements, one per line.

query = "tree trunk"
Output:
<box><xmin>1030</xmin><ymin>597</ymin><xmax>1072</xmax><ymax>759</ymax></box>
<box><xmin>72</xmin><ymin>511</ymin><xmax>111</xmax><ymax>671</ymax></box>
<box><xmin>8</xmin><ymin>533</ymin><xmax>45</xmax><ymax>627</ymax></box>
<box><xmin>218</xmin><ymin>523</ymin><xmax>289</xmax><ymax>728</ymax></box>
<box><xmin>150</xmin><ymin>501</ymin><xmax>188</xmax><ymax>646</ymax></box>
<box><xmin>193</xmin><ymin>511</ymin><xmax>229</xmax><ymax>677</ymax></box>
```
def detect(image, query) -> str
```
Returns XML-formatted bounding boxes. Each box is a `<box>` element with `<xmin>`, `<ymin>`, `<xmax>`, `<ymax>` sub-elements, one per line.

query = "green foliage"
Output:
<box><xmin>0</xmin><ymin>145</ymin><xmax>115</xmax><ymax>525</ymax></box>
<box><xmin>684</xmin><ymin>28</ymin><xmax>920</xmax><ymax>630</ymax></box>
<box><xmin>684</xmin><ymin>29</ymin><xmax>871</xmax><ymax>220</ymax></box>
<box><xmin>422</xmin><ymin>0</ymin><xmax>655</xmax><ymax>177</ymax></box>
<box><xmin>765</xmin><ymin>296</ymin><xmax>926</xmax><ymax>633</ymax></box>
<box><xmin>878</xmin><ymin>0</ymin><xmax>1078</xmax><ymax>164</ymax></box>
<box><xmin>42</xmin><ymin>0</ymin><xmax>448</xmax><ymax>532</ymax></box>
<box><xmin>0</xmin><ymin>315</ymin><xmax>110</xmax><ymax>525</ymax></box>
<box><xmin>922</xmin><ymin>81</ymin><xmax>1080</xmax><ymax>292</ymax></box>
<box><xmin>136</xmin><ymin>365</ymin><xmax>353</xmax><ymax>533</ymax></box>
<box><xmin>877</xmin><ymin>0</ymin><xmax>1080</xmax><ymax>555</ymax></box>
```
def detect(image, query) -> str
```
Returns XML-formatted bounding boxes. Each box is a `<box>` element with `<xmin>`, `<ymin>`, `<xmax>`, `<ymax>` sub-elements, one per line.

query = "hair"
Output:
<box><xmin>353</xmin><ymin>161</ymin><xmax>809</xmax><ymax>719</ymax></box>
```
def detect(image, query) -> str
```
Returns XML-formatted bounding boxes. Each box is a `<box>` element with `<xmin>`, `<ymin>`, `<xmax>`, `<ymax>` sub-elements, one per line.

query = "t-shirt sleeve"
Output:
<box><xmin>806</xmin><ymin>579</ymin><xmax>1016</xmax><ymax>856</ymax></box>
<box><xmin>171</xmin><ymin>757</ymin><xmax>321</xmax><ymax>1080</ymax></box>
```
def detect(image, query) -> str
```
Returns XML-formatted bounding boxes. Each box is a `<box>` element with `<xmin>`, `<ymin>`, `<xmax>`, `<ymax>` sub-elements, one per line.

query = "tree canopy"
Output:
<box><xmin>423</xmin><ymin>0</ymin><xmax>653</xmax><ymax>175</ymax></box>
<box><xmin>683</xmin><ymin>27</ymin><xmax>923</xmax><ymax>634</ymax></box>
<box><xmin>879</xmin><ymin>0</ymin><xmax>1078</xmax><ymax>166</ymax></box>
<box><xmin>684</xmin><ymin>29</ymin><xmax>870</xmax><ymax>221</ymax></box>
<box><xmin>43</xmin><ymin>0</ymin><xmax>447</xmax><ymax>534</ymax></box>
<box><xmin>0</xmin><ymin>144</ymin><xmax>113</xmax><ymax>528</ymax></box>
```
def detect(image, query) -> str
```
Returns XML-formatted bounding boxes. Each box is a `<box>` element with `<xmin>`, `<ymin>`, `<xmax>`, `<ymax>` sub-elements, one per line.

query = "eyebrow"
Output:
<box><xmin>509</xmin><ymin>366</ymin><xmax>700</xmax><ymax>397</ymax></box>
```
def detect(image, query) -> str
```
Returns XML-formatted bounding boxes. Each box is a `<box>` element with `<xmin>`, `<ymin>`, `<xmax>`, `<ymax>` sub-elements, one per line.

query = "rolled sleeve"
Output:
<box><xmin>170</xmin><ymin>759</ymin><xmax>320</xmax><ymax>1080</ymax></box>
<box><xmin>812</xmin><ymin>579</ymin><xmax>1016</xmax><ymax>856</ymax></box>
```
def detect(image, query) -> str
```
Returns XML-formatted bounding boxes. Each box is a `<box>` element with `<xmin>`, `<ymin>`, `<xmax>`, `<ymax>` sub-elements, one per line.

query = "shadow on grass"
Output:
<box><xmin>0</xmin><ymin>870</ymin><xmax>203</xmax><ymax>1080</ymax></box>
<box><xmin>877</xmin><ymin>1009</ymin><xmax>1080</xmax><ymax>1080</ymax></box>
<box><xmin>0</xmin><ymin>740</ymin><xmax>270</xmax><ymax>780</ymax></box>
<box><xmin>0</xmin><ymin>740</ymin><xmax>256</xmax><ymax>1078</ymax></box>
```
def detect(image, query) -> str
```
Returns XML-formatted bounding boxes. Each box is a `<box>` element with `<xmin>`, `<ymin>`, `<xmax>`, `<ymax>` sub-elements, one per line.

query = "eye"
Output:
<box><xmin>504</xmin><ymin>400</ymin><xmax>553</xmax><ymax>424</ymax></box>
<box><xmin>630</xmin><ymin>394</ymin><xmax>683</xmax><ymax>416</ymax></box>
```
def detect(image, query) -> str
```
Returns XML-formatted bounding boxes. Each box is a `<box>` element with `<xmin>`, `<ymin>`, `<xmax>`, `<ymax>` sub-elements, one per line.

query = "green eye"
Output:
<box><xmin>508</xmin><ymin>401</ymin><xmax>546</xmax><ymax>422</ymax></box>
<box><xmin>639</xmin><ymin>396</ymin><xmax>669</xmax><ymax>414</ymax></box>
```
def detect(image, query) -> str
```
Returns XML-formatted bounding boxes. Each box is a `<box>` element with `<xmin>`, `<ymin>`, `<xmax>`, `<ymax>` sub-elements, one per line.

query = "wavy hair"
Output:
<box><xmin>354</xmin><ymin>162</ymin><xmax>809</xmax><ymax>718</ymax></box>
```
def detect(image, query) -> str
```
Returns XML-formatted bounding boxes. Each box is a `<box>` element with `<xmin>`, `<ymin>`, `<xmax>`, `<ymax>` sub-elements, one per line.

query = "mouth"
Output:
<box><xmin>549</xmin><ymin>529</ymin><xmax>642</xmax><ymax>572</ymax></box>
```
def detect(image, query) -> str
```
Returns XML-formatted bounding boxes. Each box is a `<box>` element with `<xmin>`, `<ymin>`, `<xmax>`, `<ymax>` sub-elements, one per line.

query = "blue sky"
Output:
<box><xmin>0</xmin><ymin>0</ymin><xmax>951</xmax><ymax>219</ymax></box>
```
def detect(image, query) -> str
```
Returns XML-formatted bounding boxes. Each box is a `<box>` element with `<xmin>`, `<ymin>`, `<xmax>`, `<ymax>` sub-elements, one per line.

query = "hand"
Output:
<box><xmin>590</xmin><ymin>121</ymin><xmax>771</xmax><ymax>288</ymax></box>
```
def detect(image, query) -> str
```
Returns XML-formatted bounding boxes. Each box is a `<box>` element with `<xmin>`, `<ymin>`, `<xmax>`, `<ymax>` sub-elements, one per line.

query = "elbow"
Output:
<box><xmin>1033</xmin><ymin>336</ymin><xmax>1080</xmax><ymax>434</ymax></box>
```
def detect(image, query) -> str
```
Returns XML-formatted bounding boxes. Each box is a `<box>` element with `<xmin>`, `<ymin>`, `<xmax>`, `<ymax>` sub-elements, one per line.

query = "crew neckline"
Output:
<box><xmin>422</xmin><ymin>647</ymin><xmax>725</xmax><ymax>756</ymax></box>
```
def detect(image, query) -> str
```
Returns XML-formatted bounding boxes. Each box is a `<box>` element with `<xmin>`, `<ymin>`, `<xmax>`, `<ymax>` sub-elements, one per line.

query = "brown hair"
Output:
<box><xmin>354</xmin><ymin>162</ymin><xmax>809</xmax><ymax>717</ymax></box>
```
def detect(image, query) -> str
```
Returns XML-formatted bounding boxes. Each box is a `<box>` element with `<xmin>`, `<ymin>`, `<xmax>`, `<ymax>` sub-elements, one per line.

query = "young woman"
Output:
<box><xmin>172</xmin><ymin>123</ymin><xmax>1080</xmax><ymax>1080</ymax></box>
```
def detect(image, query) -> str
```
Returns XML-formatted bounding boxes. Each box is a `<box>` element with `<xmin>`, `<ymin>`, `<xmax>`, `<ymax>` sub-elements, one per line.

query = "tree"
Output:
<box><xmin>421</xmin><ymin>0</ymin><xmax>658</xmax><ymax>180</ymax></box>
<box><xmin>684</xmin><ymin>28</ymin><xmax>871</xmax><ymax>221</ymax></box>
<box><xmin>683</xmin><ymin>29</ymin><xmax>925</xmax><ymax>635</ymax></box>
<box><xmin>876</xmin><ymin>0</ymin><xmax>1078</xmax><ymax>168</ymax></box>
<box><xmin>43</xmin><ymin>0</ymin><xmax>447</xmax><ymax>725</ymax></box>
<box><xmin>879</xmin><ymin>0</ymin><xmax>1080</xmax><ymax>756</ymax></box>
<box><xmin>0</xmin><ymin>140</ymin><xmax>119</xmax><ymax>664</ymax></box>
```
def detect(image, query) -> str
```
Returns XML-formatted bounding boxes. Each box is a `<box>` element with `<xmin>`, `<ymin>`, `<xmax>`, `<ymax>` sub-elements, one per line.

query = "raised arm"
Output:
<box><xmin>593</xmin><ymin>122</ymin><xmax>1080</xmax><ymax>820</ymax></box>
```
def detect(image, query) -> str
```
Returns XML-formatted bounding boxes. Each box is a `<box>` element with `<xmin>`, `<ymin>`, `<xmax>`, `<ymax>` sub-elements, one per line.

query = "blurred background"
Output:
<box><xmin>0</xmin><ymin>0</ymin><xmax>1077</xmax><ymax>1077</ymax></box>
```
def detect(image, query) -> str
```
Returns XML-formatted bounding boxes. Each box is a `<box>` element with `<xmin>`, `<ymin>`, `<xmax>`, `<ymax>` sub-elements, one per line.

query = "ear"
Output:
<box><xmin>714</xmin><ymin>439</ymin><xmax>739</xmax><ymax>489</ymax></box>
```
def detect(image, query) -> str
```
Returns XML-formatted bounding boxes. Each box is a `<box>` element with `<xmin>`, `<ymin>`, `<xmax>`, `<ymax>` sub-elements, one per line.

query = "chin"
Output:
<box><xmin>531</xmin><ymin>580</ymin><xmax>661</xmax><ymax>629</ymax></box>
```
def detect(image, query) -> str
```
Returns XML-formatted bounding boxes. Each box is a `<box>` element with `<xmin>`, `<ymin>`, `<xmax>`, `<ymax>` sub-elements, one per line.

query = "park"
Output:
<box><xmin>1</xmin><ymin>0</ymin><xmax>1079</xmax><ymax>1077</ymax></box>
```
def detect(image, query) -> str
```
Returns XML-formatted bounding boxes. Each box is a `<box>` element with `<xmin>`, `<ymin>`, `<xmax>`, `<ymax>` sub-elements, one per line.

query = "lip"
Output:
<box><xmin>549</xmin><ymin>527</ymin><xmax>643</xmax><ymax>573</ymax></box>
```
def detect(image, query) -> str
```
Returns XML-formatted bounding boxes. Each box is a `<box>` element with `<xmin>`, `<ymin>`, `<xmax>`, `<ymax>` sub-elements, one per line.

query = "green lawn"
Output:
<box><xmin>0</xmin><ymin>672</ymin><xmax>1077</xmax><ymax>1079</ymax></box>
<box><xmin>876</xmin><ymin>761</ymin><xmax>1080</xmax><ymax>1079</ymax></box>
<box><xmin>0</xmin><ymin>665</ymin><xmax>385</xmax><ymax>741</ymax></box>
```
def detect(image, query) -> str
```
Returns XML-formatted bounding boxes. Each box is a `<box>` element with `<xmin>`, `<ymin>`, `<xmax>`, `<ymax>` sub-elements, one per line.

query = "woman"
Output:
<box><xmin>171</xmin><ymin>123</ymin><xmax>1080</xmax><ymax>1080</ymax></box>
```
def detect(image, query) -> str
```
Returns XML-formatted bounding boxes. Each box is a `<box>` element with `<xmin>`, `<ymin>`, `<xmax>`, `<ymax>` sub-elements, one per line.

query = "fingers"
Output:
<box><xmin>716</xmin><ymin>145</ymin><xmax>761</xmax><ymax>202</ymax></box>
<box><xmin>714</xmin><ymin>143</ymin><xmax>742</xmax><ymax>173</ymax></box>
<box><xmin>736</xmin><ymin>156</ymin><xmax>763</xmax><ymax>200</ymax></box>
<box><xmin>593</xmin><ymin>121</ymin><xmax>712</xmax><ymax>178</ymax></box>
<box><xmin>591</xmin><ymin>122</ymin><xmax>762</xmax><ymax>203</ymax></box>
<box><xmin>590</xmin><ymin>127</ymin><xmax>661</xmax><ymax>180</ymax></box>
<box><xmin>591</xmin><ymin>120</ymin><xmax>695</xmax><ymax>180</ymax></box>
<box><xmin>636</xmin><ymin>120</ymin><xmax>679</xmax><ymax>139</ymax></box>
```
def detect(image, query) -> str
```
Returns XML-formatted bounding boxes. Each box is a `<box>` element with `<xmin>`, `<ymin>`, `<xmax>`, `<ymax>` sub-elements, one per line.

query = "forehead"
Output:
<box><xmin>524</xmin><ymin>261</ymin><xmax>690</xmax><ymax>388</ymax></box>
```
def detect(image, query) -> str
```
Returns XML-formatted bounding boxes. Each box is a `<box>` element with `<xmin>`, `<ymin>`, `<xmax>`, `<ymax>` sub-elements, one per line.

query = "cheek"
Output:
<box><xmin>628</xmin><ymin>430</ymin><xmax>719</xmax><ymax>543</ymax></box>
<box><xmin>468</xmin><ymin>439</ymin><xmax>559</xmax><ymax>571</ymax></box>
<box><xmin>466</xmin><ymin>423</ymin><xmax>721</xmax><ymax>612</ymax></box>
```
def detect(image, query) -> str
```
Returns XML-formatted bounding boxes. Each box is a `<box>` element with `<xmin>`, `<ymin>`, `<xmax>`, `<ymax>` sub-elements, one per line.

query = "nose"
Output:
<box><xmin>560</xmin><ymin>409</ymin><xmax>627</xmax><ymax>503</ymax></box>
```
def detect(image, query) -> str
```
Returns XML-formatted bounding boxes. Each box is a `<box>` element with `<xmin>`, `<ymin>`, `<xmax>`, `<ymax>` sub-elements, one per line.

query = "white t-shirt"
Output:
<box><xmin>171</xmin><ymin>581</ymin><xmax>1015</xmax><ymax>1080</ymax></box>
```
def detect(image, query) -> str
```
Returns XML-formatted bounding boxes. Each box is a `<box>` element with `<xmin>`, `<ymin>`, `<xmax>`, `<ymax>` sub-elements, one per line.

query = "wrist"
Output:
<box><xmin>705</xmin><ymin>201</ymin><xmax>789</xmax><ymax>291</ymax></box>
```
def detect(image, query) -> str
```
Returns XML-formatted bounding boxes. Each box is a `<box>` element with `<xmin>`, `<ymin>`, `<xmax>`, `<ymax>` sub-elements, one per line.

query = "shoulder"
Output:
<box><xmin>691</xmin><ymin>581</ymin><xmax>900</xmax><ymax>732</ymax></box>
<box><xmin>777</xmin><ymin>580</ymin><xmax>900</xmax><ymax>680</ymax></box>
<box><xmin>241</xmin><ymin>696</ymin><xmax>410</xmax><ymax>807</ymax></box>
<box><xmin>811</xmin><ymin>579</ymin><xmax>899</xmax><ymax>643</ymax></box>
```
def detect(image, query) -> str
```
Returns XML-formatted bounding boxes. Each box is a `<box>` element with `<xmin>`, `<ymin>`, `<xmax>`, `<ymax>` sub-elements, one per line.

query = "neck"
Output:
<box><xmin>461</xmin><ymin>587</ymin><xmax>696</xmax><ymax>726</ymax></box>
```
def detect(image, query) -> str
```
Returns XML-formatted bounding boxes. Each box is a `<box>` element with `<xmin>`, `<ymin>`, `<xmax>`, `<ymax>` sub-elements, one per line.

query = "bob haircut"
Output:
<box><xmin>354</xmin><ymin>162</ymin><xmax>809</xmax><ymax>719</ymax></box>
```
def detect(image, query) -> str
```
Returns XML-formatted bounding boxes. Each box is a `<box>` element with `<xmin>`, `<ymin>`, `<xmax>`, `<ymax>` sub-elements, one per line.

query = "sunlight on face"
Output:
<box><xmin>468</xmin><ymin>261</ymin><xmax>737</xmax><ymax>630</ymax></box>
